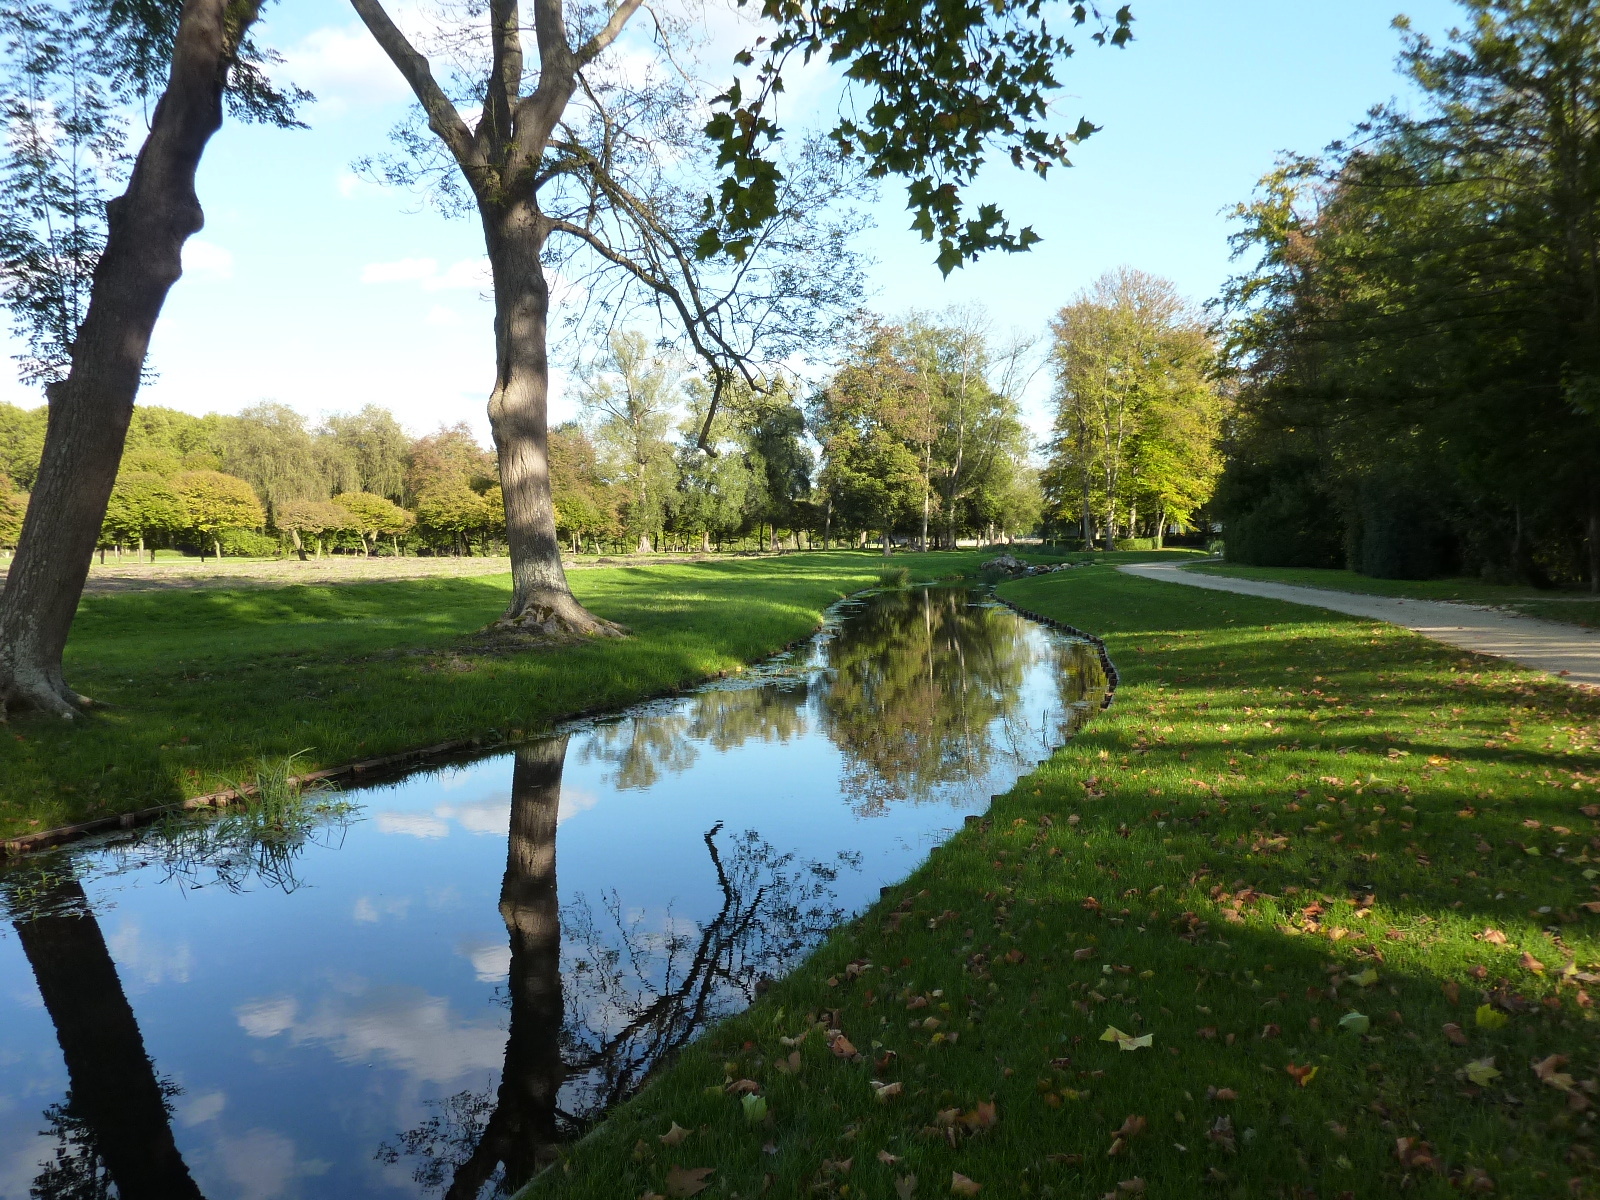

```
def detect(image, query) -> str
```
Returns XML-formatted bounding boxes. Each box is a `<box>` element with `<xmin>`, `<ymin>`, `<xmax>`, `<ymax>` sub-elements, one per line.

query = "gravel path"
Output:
<box><xmin>1118</xmin><ymin>561</ymin><xmax>1600</xmax><ymax>687</ymax></box>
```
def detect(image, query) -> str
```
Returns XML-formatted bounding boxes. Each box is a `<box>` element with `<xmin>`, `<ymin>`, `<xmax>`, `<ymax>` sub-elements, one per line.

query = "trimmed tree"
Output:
<box><xmin>331</xmin><ymin>490</ymin><xmax>413</xmax><ymax>556</ymax></box>
<box><xmin>101</xmin><ymin>471</ymin><xmax>186</xmax><ymax>560</ymax></box>
<box><xmin>172</xmin><ymin>470</ymin><xmax>264</xmax><ymax>560</ymax></box>
<box><xmin>275</xmin><ymin>498</ymin><xmax>351</xmax><ymax>560</ymax></box>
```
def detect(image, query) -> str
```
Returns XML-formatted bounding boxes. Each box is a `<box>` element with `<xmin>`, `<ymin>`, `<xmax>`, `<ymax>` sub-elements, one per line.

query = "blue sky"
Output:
<box><xmin>1</xmin><ymin>0</ymin><xmax>1464</xmax><ymax>442</ymax></box>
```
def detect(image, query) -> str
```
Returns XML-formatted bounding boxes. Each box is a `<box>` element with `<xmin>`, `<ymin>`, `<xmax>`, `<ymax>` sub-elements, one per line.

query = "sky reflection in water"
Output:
<box><xmin>0</xmin><ymin>587</ymin><xmax>1104</xmax><ymax>1200</ymax></box>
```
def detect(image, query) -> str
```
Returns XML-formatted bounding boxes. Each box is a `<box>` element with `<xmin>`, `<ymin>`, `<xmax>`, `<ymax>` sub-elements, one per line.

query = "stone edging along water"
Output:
<box><xmin>0</xmin><ymin>586</ymin><xmax>1119</xmax><ymax>860</ymax></box>
<box><xmin>991</xmin><ymin>592</ymin><xmax>1120</xmax><ymax>710</ymax></box>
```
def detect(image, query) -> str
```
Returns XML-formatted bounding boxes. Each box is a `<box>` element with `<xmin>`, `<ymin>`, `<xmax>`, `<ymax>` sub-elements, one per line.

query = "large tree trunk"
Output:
<box><xmin>8</xmin><ymin>874</ymin><xmax>205</xmax><ymax>1199</ymax></box>
<box><xmin>0</xmin><ymin>0</ymin><xmax>255</xmax><ymax>719</ymax></box>
<box><xmin>444</xmin><ymin>738</ymin><xmax>569</xmax><ymax>1197</ymax></box>
<box><xmin>483</xmin><ymin>200</ymin><xmax>624</xmax><ymax>640</ymax></box>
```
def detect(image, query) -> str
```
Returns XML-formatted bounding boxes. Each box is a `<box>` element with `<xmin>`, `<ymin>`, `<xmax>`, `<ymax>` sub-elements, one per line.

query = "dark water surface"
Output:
<box><xmin>0</xmin><ymin>587</ymin><xmax>1104</xmax><ymax>1200</ymax></box>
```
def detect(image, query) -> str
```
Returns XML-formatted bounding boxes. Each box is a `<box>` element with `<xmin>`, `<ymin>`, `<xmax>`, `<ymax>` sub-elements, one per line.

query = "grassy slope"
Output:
<box><xmin>530</xmin><ymin>569</ymin><xmax>1600</xmax><ymax>1200</ymax></box>
<box><xmin>1195</xmin><ymin>563</ymin><xmax>1600</xmax><ymax>630</ymax></box>
<box><xmin>1</xmin><ymin>552</ymin><xmax>1001</xmax><ymax>839</ymax></box>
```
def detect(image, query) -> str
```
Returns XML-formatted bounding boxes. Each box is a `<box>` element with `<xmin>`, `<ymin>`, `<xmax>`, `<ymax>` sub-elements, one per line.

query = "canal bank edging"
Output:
<box><xmin>991</xmin><ymin>594</ymin><xmax>1119</xmax><ymax>709</ymax></box>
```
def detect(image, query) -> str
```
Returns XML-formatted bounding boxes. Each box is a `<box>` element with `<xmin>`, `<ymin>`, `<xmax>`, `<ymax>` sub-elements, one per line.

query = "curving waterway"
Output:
<box><xmin>0</xmin><ymin>586</ymin><xmax>1105</xmax><ymax>1200</ymax></box>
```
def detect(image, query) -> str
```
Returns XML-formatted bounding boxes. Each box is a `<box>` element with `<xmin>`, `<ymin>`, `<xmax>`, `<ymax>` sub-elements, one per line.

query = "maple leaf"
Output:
<box><xmin>872</xmin><ymin>1081</ymin><xmax>904</xmax><ymax>1102</ymax></box>
<box><xmin>1475</xmin><ymin>1004</ymin><xmax>1509</xmax><ymax>1030</ymax></box>
<box><xmin>664</xmin><ymin>1165</ymin><xmax>713</xmax><ymax>1197</ymax></box>
<box><xmin>1533</xmin><ymin>1054</ymin><xmax>1576</xmax><ymax>1091</ymax></box>
<box><xmin>878</xmin><ymin>1150</ymin><xmax>902</xmax><ymax>1165</ymax></box>
<box><xmin>1285</xmin><ymin>1062</ymin><xmax>1318</xmax><ymax>1087</ymax></box>
<box><xmin>1463</xmin><ymin>1057</ymin><xmax>1501</xmax><ymax>1086</ymax></box>
<box><xmin>951</xmin><ymin>1172</ymin><xmax>983</xmax><ymax>1195</ymax></box>
<box><xmin>1443</xmin><ymin>1023</ymin><xmax>1468</xmax><ymax>1046</ymax></box>
<box><xmin>1520</xmin><ymin>951</ymin><xmax>1545</xmax><ymax>974</ymax></box>
<box><xmin>1481</xmin><ymin>928</ymin><xmax>1509</xmax><ymax>945</ymax></box>
<box><xmin>1338</xmin><ymin>1012</ymin><xmax>1370</xmax><ymax>1034</ymax></box>
<box><xmin>830</xmin><ymin>1033</ymin><xmax>858</xmax><ymax>1058</ymax></box>
<box><xmin>658</xmin><ymin>1123</ymin><xmax>691</xmax><ymax>1147</ymax></box>
<box><xmin>895</xmin><ymin>1176</ymin><xmax>918</xmax><ymax>1200</ymax></box>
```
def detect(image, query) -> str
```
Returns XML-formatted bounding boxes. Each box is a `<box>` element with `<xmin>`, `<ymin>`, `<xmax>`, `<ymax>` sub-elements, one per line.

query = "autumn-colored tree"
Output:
<box><xmin>276</xmin><ymin>499</ymin><xmax>351</xmax><ymax>560</ymax></box>
<box><xmin>405</xmin><ymin>424</ymin><xmax>495</xmax><ymax>502</ymax></box>
<box><xmin>416</xmin><ymin>485</ymin><xmax>491</xmax><ymax>557</ymax></box>
<box><xmin>171</xmin><ymin>470</ymin><xmax>264</xmax><ymax>560</ymax></box>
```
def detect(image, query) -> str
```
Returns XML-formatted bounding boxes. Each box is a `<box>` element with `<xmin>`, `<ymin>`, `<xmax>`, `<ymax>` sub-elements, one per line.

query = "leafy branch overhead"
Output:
<box><xmin>700</xmin><ymin>0</ymin><xmax>1133</xmax><ymax>273</ymax></box>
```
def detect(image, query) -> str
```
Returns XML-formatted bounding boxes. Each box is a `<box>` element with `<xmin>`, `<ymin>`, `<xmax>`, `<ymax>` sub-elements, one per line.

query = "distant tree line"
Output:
<box><xmin>1216</xmin><ymin>1</ymin><xmax>1600</xmax><ymax>590</ymax></box>
<box><xmin>0</xmin><ymin>311</ymin><xmax>1070</xmax><ymax>561</ymax></box>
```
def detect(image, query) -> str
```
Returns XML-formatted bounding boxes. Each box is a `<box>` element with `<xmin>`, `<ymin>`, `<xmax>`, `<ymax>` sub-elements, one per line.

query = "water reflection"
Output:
<box><xmin>0</xmin><ymin>586</ymin><xmax>1105</xmax><ymax>1200</ymax></box>
<box><xmin>3</xmin><ymin>869</ymin><xmax>205</xmax><ymax>1199</ymax></box>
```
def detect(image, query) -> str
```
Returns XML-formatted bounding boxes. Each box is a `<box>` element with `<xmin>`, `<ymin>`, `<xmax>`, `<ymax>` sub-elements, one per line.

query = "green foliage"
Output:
<box><xmin>0</xmin><ymin>471</ymin><xmax>25</xmax><ymax>547</ymax></box>
<box><xmin>549</xmin><ymin>423</ymin><xmax>618</xmax><ymax>548</ymax></box>
<box><xmin>215</xmin><ymin>528</ymin><xmax>279</xmax><ymax>557</ymax></box>
<box><xmin>0</xmin><ymin>402</ymin><xmax>44</xmax><ymax>487</ymax></box>
<box><xmin>1044</xmin><ymin>269</ymin><xmax>1225</xmax><ymax>548</ymax></box>
<box><xmin>1212</xmin><ymin>454</ymin><xmax>1342</xmax><ymax>569</ymax></box>
<box><xmin>700</xmin><ymin>0</ymin><xmax>1131</xmax><ymax>273</ymax></box>
<box><xmin>171</xmin><ymin>469</ymin><xmax>266</xmax><ymax>550</ymax></box>
<box><xmin>101</xmin><ymin>470</ymin><xmax>185</xmax><ymax>547</ymax></box>
<box><xmin>580</xmin><ymin>332</ymin><xmax>683</xmax><ymax>545</ymax></box>
<box><xmin>1219</xmin><ymin>3</ymin><xmax>1600</xmax><ymax>586</ymax></box>
<box><xmin>415</xmin><ymin>483</ymin><xmax>492</xmax><ymax>549</ymax></box>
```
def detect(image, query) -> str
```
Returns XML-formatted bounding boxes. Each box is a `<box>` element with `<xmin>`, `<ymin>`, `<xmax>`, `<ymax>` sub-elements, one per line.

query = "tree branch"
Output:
<box><xmin>346</xmin><ymin>0</ymin><xmax>480</xmax><ymax>172</ymax></box>
<box><xmin>577</xmin><ymin>0</ymin><xmax>647</xmax><ymax>68</ymax></box>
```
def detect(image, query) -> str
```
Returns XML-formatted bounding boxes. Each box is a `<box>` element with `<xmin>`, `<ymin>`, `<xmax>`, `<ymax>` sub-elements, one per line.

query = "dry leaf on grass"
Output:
<box><xmin>951</xmin><ymin>1172</ymin><xmax>982</xmax><ymax>1195</ymax></box>
<box><xmin>658</xmin><ymin>1122</ymin><xmax>690</xmax><ymax>1147</ymax></box>
<box><xmin>664</xmin><ymin>1165</ymin><xmax>713</xmax><ymax>1197</ymax></box>
<box><xmin>895</xmin><ymin>1175</ymin><xmax>918</xmax><ymax>1200</ymax></box>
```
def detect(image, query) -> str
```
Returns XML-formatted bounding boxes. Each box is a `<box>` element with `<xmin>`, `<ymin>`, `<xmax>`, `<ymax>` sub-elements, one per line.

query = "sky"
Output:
<box><xmin>0</xmin><ymin>0</ymin><xmax>1466</xmax><ymax>443</ymax></box>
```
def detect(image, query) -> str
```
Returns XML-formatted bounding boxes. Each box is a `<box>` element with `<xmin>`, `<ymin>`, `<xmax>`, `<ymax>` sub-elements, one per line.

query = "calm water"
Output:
<box><xmin>0</xmin><ymin>587</ymin><xmax>1104</xmax><ymax>1200</ymax></box>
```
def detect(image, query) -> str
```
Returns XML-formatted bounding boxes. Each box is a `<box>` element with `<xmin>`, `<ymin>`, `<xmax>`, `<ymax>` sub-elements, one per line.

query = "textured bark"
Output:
<box><xmin>0</xmin><ymin>0</ymin><xmax>256</xmax><ymax>719</ymax></box>
<box><xmin>11</xmin><ymin>876</ymin><xmax>205</xmax><ymax>1199</ymax></box>
<box><xmin>445</xmin><ymin>738</ymin><xmax>569</xmax><ymax>1198</ymax></box>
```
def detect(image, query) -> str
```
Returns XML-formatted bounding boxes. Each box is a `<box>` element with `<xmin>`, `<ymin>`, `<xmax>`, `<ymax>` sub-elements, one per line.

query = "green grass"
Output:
<box><xmin>1195</xmin><ymin>563</ymin><xmax>1600</xmax><ymax>630</ymax></box>
<box><xmin>529</xmin><ymin>568</ymin><xmax>1600</xmax><ymax>1200</ymax></box>
<box><xmin>1</xmin><ymin>551</ymin><xmax>1012</xmax><ymax>840</ymax></box>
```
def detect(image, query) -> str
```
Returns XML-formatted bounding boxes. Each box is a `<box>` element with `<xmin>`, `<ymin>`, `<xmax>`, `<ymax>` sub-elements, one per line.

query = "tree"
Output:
<box><xmin>1045</xmin><ymin>269</ymin><xmax>1220</xmax><ymax>548</ymax></box>
<box><xmin>549</xmin><ymin>422</ymin><xmax>616</xmax><ymax>553</ymax></box>
<box><xmin>405</xmin><ymin>423</ymin><xmax>495</xmax><ymax>503</ymax></box>
<box><xmin>0</xmin><ymin>472</ymin><xmax>24</xmax><ymax>550</ymax></box>
<box><xmin>0</xmin><ymin>401</ymin><xmax>45</xmax><ymax>487</ymax></box>
<box><xmin>321</xmin><ymin>405</ymin><xmax>410</xmax><ymax>502</ymax></box>
<box><xmin>331</xmin><ymin>490</ymin><xmax>413</xmax><ymax>555</ymax></box>
<box><xmin>172</xmin><ymin>469</ymin><xmax>264</xmax><ymax>559</ymax></box>
<box><xmin>579</xmin><ymin>332</ymin><xmax>682</xmax><ymax>553</ymax></box>
<box><xmin>812</xmin><ymin>322</ymin><xmax>924</xmax><ymax>554</ymax></box>
<box><xmin>213</xmin><ymin>402</ymin><xmax>327</xmax><ymax>508</ymax></box>
<box><xmin>416</xmin><ymin>484</ymin><xmax>491</xmax><ymax>557</ymax></box>
<box><xmin>276</xmin><ymin>498</ymin><xmax>350</xmax><ymax>560</ymax></box>
<box><xmin>101</xmin><ymin>471</ymin><xmax>186</xmax><ymax>559</ymax></box>
<box><xmin>0</xmin><ymin>0</ymin><xmax>305</xmax><ymax>717</ymax></box>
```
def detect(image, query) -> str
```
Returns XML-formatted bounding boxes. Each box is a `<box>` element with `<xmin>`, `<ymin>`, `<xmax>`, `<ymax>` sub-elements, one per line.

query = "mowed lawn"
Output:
<box><xmin>528</xmin><ymin>568</ymin><xmax>1600</xmax><ymax>1200</ymax></box>
<box><xmin>0</xmin><ymin>552</ymin><xmax>997</xmax><ymax>839</ymax></box>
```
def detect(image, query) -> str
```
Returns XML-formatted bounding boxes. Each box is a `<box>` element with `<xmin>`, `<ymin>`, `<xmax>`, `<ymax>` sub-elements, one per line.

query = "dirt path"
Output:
<box><xmin>1119</xmin><ymin>561</ymin><xmax>1600</xmax><ymax>687</ymax></box>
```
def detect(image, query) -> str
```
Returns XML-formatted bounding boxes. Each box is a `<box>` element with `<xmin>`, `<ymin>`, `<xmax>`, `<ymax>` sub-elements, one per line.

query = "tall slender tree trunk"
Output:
<box><xmin>0</xmin><ymin>0</ymin><xmax>257</xmax><ymax>718</ymax></box>
<box><xmin>484</xmin><ymin>200</ymin><xmax>624</xmax><ymax>638</ymax></box>
<box><xmin>8</xmin><ymin>874</ymin><xmax>205</xmax><ymax>1199</ymax></box>
<box><xmin>443</xmin><ymin>738</ymin><xmax>568</xmax><ymax>1197</ymax></box>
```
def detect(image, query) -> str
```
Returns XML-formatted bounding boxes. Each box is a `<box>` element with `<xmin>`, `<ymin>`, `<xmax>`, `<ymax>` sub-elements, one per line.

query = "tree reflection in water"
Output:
<box><xmin>380</xmin><ymin>738</ymin><xmax>856</xmax><ymax>1198</ymax></box>
<box><xmin>1</xmin><ymin>868</ymin><xmax>205</xmax><ymax>1200</ymax></box>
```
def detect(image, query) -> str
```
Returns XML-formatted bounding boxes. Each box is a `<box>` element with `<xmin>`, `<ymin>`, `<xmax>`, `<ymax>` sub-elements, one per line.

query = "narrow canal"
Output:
<box><xmin>0</xmin><ymin>586</ymin><xmax>1105</xmax><ymax>1200</ymax></box>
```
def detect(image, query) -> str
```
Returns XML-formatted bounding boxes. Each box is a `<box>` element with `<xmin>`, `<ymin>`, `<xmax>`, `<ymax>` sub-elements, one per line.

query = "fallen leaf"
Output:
<box><xmin>1475</xmin><ymin>1004</ymin><xmax>1509</xmax><ymax>1030</ymax></box>
<box><xmin>1206</xmin><ymin>1087</ymin><xmax>1238</xmax><ymax>1101</ymax></box>
<box><xmin>961</xmin><ymin>1101</ymin><xmax>999</xmax><ymax>1131</ymax></box>
<box><xmin>1100</xmin><ymin>1026</ymin><xmax>1130</xmax><ymax>1043</ymax></box>
<box><xmin>951</xmin><ymin>1172</ymin><xmax>982</xmax><ymax>1196</ymax></box>
<box><xmin>742</xmin><ymin>1094</ymin><xmax>768</xmax><ymax>1123</ymax></box>
<box><xmin>1533</xmin><ymin>1054</ymin><xmax>1576</xmax><ymax>1091</ymax></box>
<box><xmin>1119</xmin><ymin>1033</ymin><xmax>1154</xmax><ymax>1051</ymax></box>
<box><xmin>1520</xmin><ymin>951</ymin><xmax>1545</xmax><ymax>974</ymax></box>
<box><xmin>1338</xmin><ymin>1012</ymin><xmax>1370</xmax><ymax>1034</ymax></box>
<box><xmin>1285</xmin><ymin>1062</ymin><xmax>1318</xmax><ymax>1087</ymax></box>
<box><xmin>726</xmin><ymin>1078</ymin><xmax>760</xmax><ymax>1096</ymax></box>
<box><xmin>1395</xmin><ymin>1138</ymin><xmax>1440</xmax><ymax>1173</ymax></box>
<box><xmin>1457</xmin><ymin>1165</ymin><xmax>1495</xmax><ymax>1193</ymax></box>
<box><xmin>830</xmin><ymin>1033</ymin><xmax>858</xmax><ymax>1058</ymax></box>
<box><xmin>1115</xmin><ymin>1115</ymin><xmax>1148</xmax><ymax>1139</ymax></box>
<box><xmin>1351</xmin><ymin>968</ymin><xmax>1379</xmax><ymax>988</ymax></box>
<box><xmin>895</xmin><ymin>1176</ymin><xmax>918</xmax><ymax>1200</ymax></box>
<box><xmin>1117</xmin><ymin>1180</ymin><xmax>1147</xmax><ymax>1196</ymax></box>
<box><xmin>872</xmin><ymin>1081</ymin><xmax>904</xmax><ymax>1103</ymax></box>
<box><xmin>878</xmin><ymin>1150</ymin><xmax>903</xmax><ymax>1166</ymax></box>
<box><xmin>658</xmin><ymin>1123</ymin><xmax>691</xmax><ymax>1147</ymax></box>
<box><xmin>1074</xmin><ymin>947</ymin><xmax>1097</xmax><ymax>961</ymax></box>
<box><xmin>1464</xmin><ymin>1057</ymin><xmax>1501</xmax><ymax>1086</ymax></box>
<box><xmin>664</xmin><ymin>1165</ymin><xmax>713</xmax><ymax>1197</ymax></box>
<box><xmin>1443</xmin><ymin>1023</ymin><xmax>1468</xmax><ymax>1046</ymax></box>
<box><xmin>1482</xmin><ymin>928</ymin><xmax>1509</xmax><ymax>945</ymax></box>
<box><xmin>1046</xmin><ymin>1152</ymin><xmax>1084</xmax><ymax>1165</ymax></box>
<box><xmin>1442</xmin><ymin>981</ymin><xmax>1461</xmax><ymax>1005</ymax></box>
<box><xmin>821</xmin><ymin>1157</ymin><xmax>853</xmax><ymax>1176</ymax></box>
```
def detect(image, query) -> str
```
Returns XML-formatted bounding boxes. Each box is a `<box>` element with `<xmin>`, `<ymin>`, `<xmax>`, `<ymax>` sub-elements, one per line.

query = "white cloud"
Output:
<box><xmin>558</xmin><ymin>786</ymin><xmax>601</xmax><ymax>824</ymax></box>
<box><xmin>235</xmin><ymin>996</ymin><xmax>298</xmax><ymax>1039</ymax></box>
<box><xmin>106</xmin><ymin>918</ymin><xmax>194</xmax><ymax>990</ymax></box>
<box><xmin>425</xmin><ymin>257</ymin><xmax>493</xmax><ymax>292</ymax></box>
<box><xmin>281</xmin><ymin>23</ymin><xmax>413</xmax><ymax>112</ymax></box>
<box><xmin>361</xmin><ymin>256</ymin><xmax>439</xmax><ymax>284</ymax></box>
<box><xmin>182</xmin><ymin>239</ymin><xmax>234</xmax><ymax>279</ymax></box>
<box><xmin>456</xmin><ymin>937</ymin><xmax>511</xmax><ymax>982</ymax></box>
<box><xmin>352</xmin><ymin>894</ymin><xmax>413</xmax><ymax>923</ymax></box>
<box><xmin>424</xmin><ymin>304</ymin><xmax>464</xmax><ymax>327</ymax></box>
<box><xmin>210</xmin><ymin>1127</ymin><xmax>330</xmax><ymax>1200</ymax></box>
<box><xmin>178</xmin><ymin>1090</ymin><xmax>228</xmax><ymax>1127</ymax></box>
<box><xmin>433</xmin><ymin>798</ymin><xmax>510</xmax><ymax>834</ymax></box>
<box><xmin>376</xmin><ymin>810</ymin><xmax>451</xmax><ymax>838</ymax></box>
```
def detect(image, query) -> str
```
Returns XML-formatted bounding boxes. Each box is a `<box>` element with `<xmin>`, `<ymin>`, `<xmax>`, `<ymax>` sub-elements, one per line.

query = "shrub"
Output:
<box><xmin>1112</xmin><ymin>536</ymin><xmax>1158</xmax><ymax>551</ymax></box>
<box><xmin>216</xmin><ymin>529</ymin><xmax>280</xmax><ymax>558</ymax></box>
<box><xmin>876</xmin><ymin>565</ymin><xmax>911</xmax><ymax>589</ymax></box>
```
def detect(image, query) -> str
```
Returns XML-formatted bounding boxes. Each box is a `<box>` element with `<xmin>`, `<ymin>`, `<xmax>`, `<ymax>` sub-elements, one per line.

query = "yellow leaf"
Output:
<box><xmin>1351</xmin><ymin>968</ymin><xmax>1379</xmax><ymax>988</ymax></box>
<box><xmin>1464</xmin><ymin>1058</ymin><xmax>1501</xmax><ymax>1086</ymax></box>
<box><xmin>1118</xmin><ymin>1033</ymin><xmax>1154</xmax><ymax>1051</ymax></box>
<box><xmin>1474</xmin><ymin>1004</ymin><xmax>1509</xmax><ymax>1030</ymax></box>
<box><xmin>1100</xmin><ymin>1026</ymin><xmax>1130</xmax><ymax>1043</ymax></box>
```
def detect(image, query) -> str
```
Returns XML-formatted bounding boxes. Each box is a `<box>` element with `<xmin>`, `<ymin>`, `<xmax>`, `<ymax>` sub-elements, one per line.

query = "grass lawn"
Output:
<box><xmin>1</xmin><ymin>551</ymin><xmax>1017</xmax><ymax>841</ymax></box>
<box><xmin>528</xmin><ymin>567</ymin><xmax>1600</xmax><ymax>1200</ymax></box>
<box><xmin>1195</xmin><ymin>563</ymin><xmax>1600</xmax><ymax>630</ymax></box>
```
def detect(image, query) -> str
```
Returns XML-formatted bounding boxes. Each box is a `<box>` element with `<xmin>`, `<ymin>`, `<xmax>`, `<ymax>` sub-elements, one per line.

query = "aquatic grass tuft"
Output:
<box><xmin>876</xmin><ymin>565</ymin><xmax>912</xmax><ymax>589</ymax></box>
